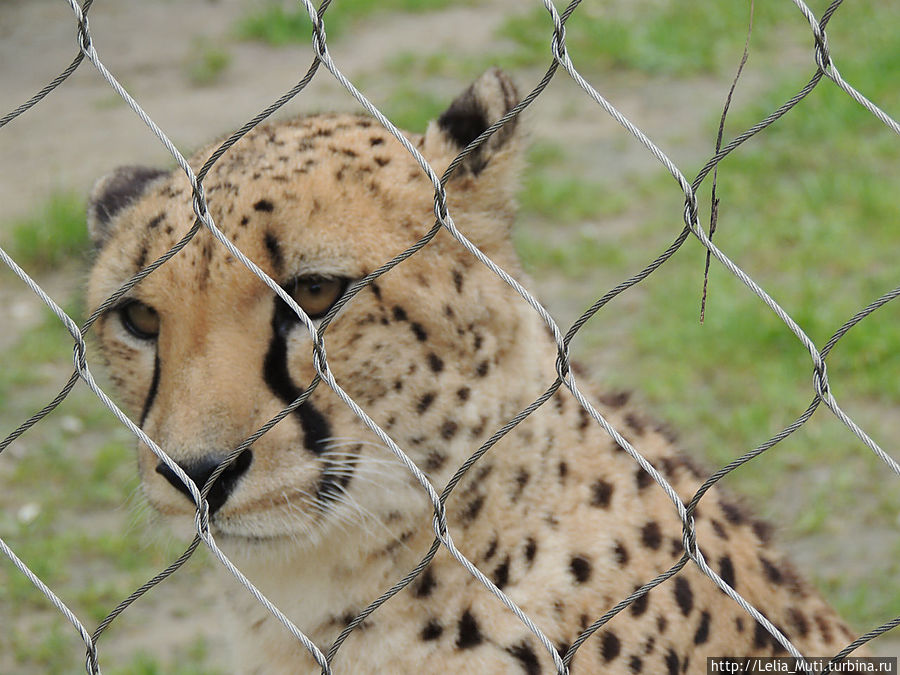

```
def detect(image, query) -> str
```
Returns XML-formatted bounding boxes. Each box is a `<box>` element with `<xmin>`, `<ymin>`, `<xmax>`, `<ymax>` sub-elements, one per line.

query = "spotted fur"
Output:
<box><xmin>87</xmin><ymin>69</ymin><xmax>858</xmax><ymax>673</ymax></box>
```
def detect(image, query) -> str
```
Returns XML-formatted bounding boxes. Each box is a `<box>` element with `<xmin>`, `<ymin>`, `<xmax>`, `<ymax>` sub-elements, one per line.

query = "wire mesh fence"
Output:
<box><xmin>1</xmin><ymin>0</ymin><xmax>899</xmax><ymax>673</ymax></box>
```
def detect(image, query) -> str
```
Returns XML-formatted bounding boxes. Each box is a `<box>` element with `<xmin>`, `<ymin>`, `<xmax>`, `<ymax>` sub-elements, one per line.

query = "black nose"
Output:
<box><xmin>155</xmin><ymin>450</ymin><xmax>253</xmax><ymax>516</ymax></box>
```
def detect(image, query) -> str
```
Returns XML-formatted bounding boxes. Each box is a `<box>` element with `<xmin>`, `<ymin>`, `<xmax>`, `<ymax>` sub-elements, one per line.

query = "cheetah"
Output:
<box><xmin>86</xmin><ymin>69</ymin><xmax>860</xmax><ymax>673</ymax></box>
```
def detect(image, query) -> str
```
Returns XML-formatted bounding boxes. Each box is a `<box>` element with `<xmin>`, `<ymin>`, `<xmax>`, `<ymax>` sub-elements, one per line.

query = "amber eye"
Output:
<box><xmin>119</xmin><ymin>301</ymin><xmax>160</xmax><ymax>340</ymax></box>
<box><xmin>288</xmin><ymin>276</ymin><xmax>348</xmax><ymax>320</ymax></box>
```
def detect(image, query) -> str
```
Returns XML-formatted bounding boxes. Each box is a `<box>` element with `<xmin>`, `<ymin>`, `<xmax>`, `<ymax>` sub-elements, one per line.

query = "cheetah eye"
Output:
<box><xmin>287</xmin><ymin>276</ymin><xmax>349</xmax><ymax>320</ymax></box>
<box><xmin>119</xmin><ymin>300</ymin><xmax>160</xmax><ymax>340</ymax></box>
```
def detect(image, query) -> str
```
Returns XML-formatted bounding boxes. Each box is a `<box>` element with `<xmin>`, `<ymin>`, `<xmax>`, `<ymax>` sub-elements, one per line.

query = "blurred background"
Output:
<box><xmin>1</xmin><ymin>0</ymin><xmax>898</xmax><ymax>671</ymax></box>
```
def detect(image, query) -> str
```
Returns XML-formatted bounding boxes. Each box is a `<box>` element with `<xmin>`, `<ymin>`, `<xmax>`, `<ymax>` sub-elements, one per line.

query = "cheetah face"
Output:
<box><xmin>86</xmin><ymin>70</ymin><xmax>528</xmax><ymax>548</ymax></box>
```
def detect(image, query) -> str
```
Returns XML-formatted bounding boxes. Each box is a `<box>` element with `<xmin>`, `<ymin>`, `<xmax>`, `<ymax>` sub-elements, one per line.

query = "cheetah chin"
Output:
<box><xmin>87</xmin><ymin>69</ymin><xmax>861</xmax><ymax>673</ymax></box>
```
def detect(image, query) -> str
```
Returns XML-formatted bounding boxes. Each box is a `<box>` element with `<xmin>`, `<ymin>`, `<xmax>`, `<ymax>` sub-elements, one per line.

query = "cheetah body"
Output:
<box><xmin>87</xmin><ymin>70</ymin><xmax>853</xmax><ymax>674</ymax></box>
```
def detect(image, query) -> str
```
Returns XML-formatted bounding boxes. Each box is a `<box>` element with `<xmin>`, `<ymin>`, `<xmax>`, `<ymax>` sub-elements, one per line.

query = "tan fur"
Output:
<box><xmin>87</xmin><ymin>70</ymin><xmax>858</xmax><ymax>674</ymax></box>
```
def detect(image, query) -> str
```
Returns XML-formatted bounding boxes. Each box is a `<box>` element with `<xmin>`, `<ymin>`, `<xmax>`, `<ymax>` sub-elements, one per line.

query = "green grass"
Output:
<box><xmin>495</xmin><ymin>3</ymin><xmax>797</xmax><ymax>75</ymax></box>
<box><xmin>237</xmin><ymin>0</ymin><xmax>466</xmax><ymax>45</ymax></box>
<box><xmin>186</xmin><ymin>40</ymin><xmax>232</xmax><ymax>87</ymax></box>
<box><xmin>2</xmin><ymin>193</ymin><xmax>88</xmax><ymax>270</ymax></box>
<box><xmin>108</xmin><ymin>641</ymin><xmax>223</xmax><ymax>675</ymax></box>
<box><xmin>375</xmin><ymin>85</ymin><xmax>447</xmax><ymax>134</ymax></box>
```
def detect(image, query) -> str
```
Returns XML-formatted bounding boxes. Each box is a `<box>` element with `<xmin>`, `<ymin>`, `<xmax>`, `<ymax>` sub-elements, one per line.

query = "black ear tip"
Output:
<box><xmin>87</xmin><ymin>166</ymin><xmax>167</xmax><ymax>246</ymax></box>
<box><xmin>437</xmin><ymin>68</ymin><xmax>520</xmax><ymax>150</ymax></box>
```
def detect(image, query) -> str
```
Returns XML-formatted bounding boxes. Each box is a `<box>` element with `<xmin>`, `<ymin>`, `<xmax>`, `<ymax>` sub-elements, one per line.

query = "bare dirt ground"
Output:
<box><xmin>2</xmin><ymin>0</ymin><xmax>897</xmax><ymax>669</ymax></box>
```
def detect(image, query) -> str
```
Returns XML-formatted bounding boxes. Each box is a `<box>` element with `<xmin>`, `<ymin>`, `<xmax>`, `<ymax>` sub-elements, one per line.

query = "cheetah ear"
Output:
<box><xmin>424</xmin><ymin>68</ymin><xmax>523</xmax><ymax>182</ymax></box>
<box><xmin>87</xmin><ymin>166</ymin><xmax>167</xmax><ymax>247</ymax></box>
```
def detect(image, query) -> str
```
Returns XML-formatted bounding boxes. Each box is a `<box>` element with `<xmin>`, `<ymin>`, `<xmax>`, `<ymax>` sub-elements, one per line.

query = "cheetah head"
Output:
<box><xmin>86</xmin><ymin>69</ymin><xmax>542</xmax><ymax>553</ymax></box>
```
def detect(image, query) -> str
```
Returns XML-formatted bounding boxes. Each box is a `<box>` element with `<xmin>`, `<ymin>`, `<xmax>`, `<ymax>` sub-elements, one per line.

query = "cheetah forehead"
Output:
<box><xmin>87</xmin><ymin>70</ymin><xmax>525</xmax><ymax>301</ymax></box>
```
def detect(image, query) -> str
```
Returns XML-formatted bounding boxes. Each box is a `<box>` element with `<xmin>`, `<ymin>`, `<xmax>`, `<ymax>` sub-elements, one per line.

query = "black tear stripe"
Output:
<box><xmin>140</xmin><ymin>353</ymin><xmax>161</xmax><ymax>428</ymax></box>
<box><xmin>264</xmin><ymin>297</ymin><xmax>333</xmax><ymax>456</ymax></box>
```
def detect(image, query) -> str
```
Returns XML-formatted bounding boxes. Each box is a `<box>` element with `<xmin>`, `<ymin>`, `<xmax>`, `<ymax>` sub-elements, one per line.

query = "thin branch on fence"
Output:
<box><xmin>700</xmin><ymin>0</ymin><xmax>754</xmax><ymax>323</ymax></box>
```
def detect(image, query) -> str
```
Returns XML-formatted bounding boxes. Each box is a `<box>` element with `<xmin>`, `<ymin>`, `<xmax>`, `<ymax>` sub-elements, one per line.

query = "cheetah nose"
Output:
<box><xmin>155</xmin><ymin>450</ymin><xmax>253</xmax><ymax>517</ymax></box>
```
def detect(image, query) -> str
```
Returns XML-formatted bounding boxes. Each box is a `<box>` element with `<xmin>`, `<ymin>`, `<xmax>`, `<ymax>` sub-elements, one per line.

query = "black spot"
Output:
<box><xmin>374</xmin><ymin>156</ymin><xmax>390</xmax><ymax>167</ymax></box>
<box><xmin>508</xmin><ymin>641</ymin><xmax>540</xmax><ymax>675</ymax></box>
<box><xmin>578</xmin><ymin>406</ymin><xmax>591</xmax><ymax>431</ymax></box>
<box><xmin>411</xmin><ymin>322</ymin><xmax>428</xmax><ymax>341</ymax></box>
<box><xmin>264</xmin><ymin>232</ymin><xmax>283</xmax><ymax>271</ymax></box>
<box><xmin>815</xmin><ymin>614</ymin><xmax>833</xmax><ymax>643</ymax></box>
<box><xmin>558</xmin><ymin>461</ymin><xmax>568</xmax><ymax>480</ymax></box>
<box><xmin>759</xmin><ymin>556</ymin><xmax>783</xmax><ymax>584</ymax></box>
<box><xmin>253</xmin><ymin>199</ymin><xmax>274</xmax><ymax>212</ymax></box>
<box><xmin>665</xmin><ymin>649</ymin><xmax>679</xmax><ymax>675</ymax></box>
<box><xmin>640</xmin><ymin>521</ymin><xmax>662</xmax><ymax>550</ymax></box>
<box><xmin>417</xmin><ymin>392</ymin><xmax>436</xmax><ymax>413</ymax></box>
<box><xmin>421</xmin><ymin>620</ymin><xmax>442</xmax><ymax>641</ymax></box>
<box><xmin>492</xmin><ymin>556</ymin><xmax>510</xmax><ymax>589</ymax></box>
<box><xmin>135</xmin><ymin>244</ymin><xmax>148</xmax><ymax>270</ymax></box>
<box><xmin>415</xmin><ymin>567</ymin><xmax>436</xmax><ymax>598</ymax></box>
<box><xmin>392</xmin><ymin>305</ymin><xmax>408</xmax><ymax>321</ymax></box>
<box><xmin>600</xmin><ymin>631</ymin><xmax>620</xmax><ymax>661</ymax></box>
<box><xmin>456</xmin><ymin>387</ymin><xmax>470</xmax><ymax>401</ymax></box>
<box><xmin>456</xmin><ymin>610</ymin><xmax>483</xmax><ymax>649</ymax></box>
<box><xmin>720</xmin><ymin>500</ymin><xmax>745</xmax><ymax>524</ymax></box>
<box><xmin>569</xmin><ymin>555</ymin><xmax>592</xmax><ymax>583</ymax></box>
<box><xmin>694</xmin><ymin>610</ymin><xmax>711</xmax><ymax>644</ymax></box>
<box><xmin>599</xmin><ymin>391</ymin><xmax>630</xmax><ymax>408</ymax></box>
<box><xmin>656</xmin><ymin>615</ymin><xmax>667</xmax><ymax>633</ymax></box>
<box><xmin>441</xmin><ymin>420</ymin><xmax>458</xmax><ymax>439</ymax></box>
<box><xmin>424</xmin><ymin>451</ymin><xmax>447</xmax><ymax>471</ymax></box>
<box><xmin>147</xmin><ymin>213</ymin><xmax>164</xmax><ymax>229</ymax></box>
<box><xmin>370</xmin><ymin>136</ymin><xmax>385</xmax><ymax>146</ymax></box>
<box><xmin>635</xmin><ymin>467</ymin><xmax>653</xmax><ymax>489</ymax></box>
<box><xmin>752</xmin><ymin>519</ymin><xmax>773</xmax><ymax>543</ymax></box>
<box><xmin>453</xmin><ymin>269</ymin><xmax>464</xmax><ymax>293</ymax></box>
<box><xmin>625</xmin><ymin>412</ymin><xmax>645</xmax><ymax>435</ymax></box>
<box><xmin>753</xmin><ymin>621</ymin><xmax>770</xmax><ymax>649</ymax></box>
<box><xmin>711</xmin><ymin>519</ymin><xmax>728</xmax><ymax>540</ymax></box>
<box><xmin>670</xmin><ymin>538</ymin><xmax>683</xmax><ymax>557</ymax></box>
<box><xmin>512</xmin><ymin>468</ymin><xmax>529</xmax><ymax>500</ymax></box>
<box><xmin>462</xmin><ymin>495</ymin><xmax>485</xmax><ymax>522</ymax></box>
<box><xmin>787</xmin><ymin>607</ymin><xmax>809</xmax><ymax>637</ymax></box>
<box><xmin>591</xmin><ymin>479</ymin><xmax>614</xmax><ymax>507</ymax></box>
<box><xmin>556</xmin><ymin>642</ymin><xmax>570</xmax><ymax>660</ymax></box>
<box><xmin>473</xmin><ymin>333</ymin><xmax>483</xmax><ymax>351</ymax></box>
<box><xmin>629</xmin><ymin>655</ymin><xmax>643</xmax><ymax>673</ymax></box>
<box><xmin>428</xmin><ymin>353</ymin><xmax>444</xmax><ymax>372</ymax></box>
<box><xmin>484</xmin><ymin>536</ymin><xmax>498</xmax><ymax>561</ymax></box>
<box><xmin>368</xmin><ymin>281</ymin><xmax>381</xmax><ymax>300</ymax></box>
<box><xmin>524</xmin><ymin>537</ymin><xmax>537</xmax><ymax>564</ymax></box>
<box><xmin>673</xmin><ymin>576</ymin><xmax>694</xmax><ymax>616</ymax></box>
<box><xmin>719</xmin><ymin>555</ymin><xmax>736</xmax><ymax>589</ymax></box>
<box><xmin>240</xmin><ymin>215</ymin><xmax>249</xmax><ymax>226</ymax></box>
<box><xmin>630</xmin><ymin>587</ymin><xmax>650</xmax><ymax>616</ymax></box>
<box><xmin>613</xmin><ymin>541</ymin><xmax>629</xmax><ymax>566</ymax></box>
<box><xmin>736</xmin><ymin>617</ymin><xmax>745</xmax><ymax>633</ymax></box>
